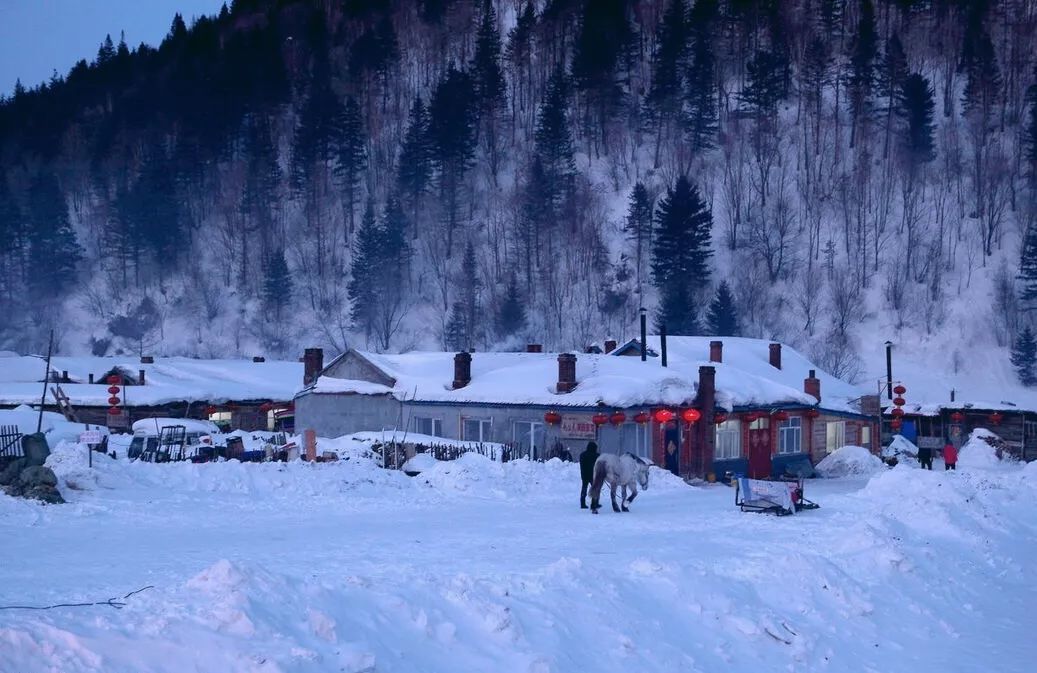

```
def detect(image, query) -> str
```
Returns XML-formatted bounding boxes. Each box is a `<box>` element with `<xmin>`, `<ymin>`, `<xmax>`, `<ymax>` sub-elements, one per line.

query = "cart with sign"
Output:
<box><xmin>735</xmin><ymin>476</ymin><xmax>819</xmax><ymax>516</ymax></box>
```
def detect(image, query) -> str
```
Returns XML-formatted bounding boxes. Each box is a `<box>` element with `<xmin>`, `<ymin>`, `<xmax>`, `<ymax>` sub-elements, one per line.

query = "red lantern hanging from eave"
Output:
<box><xmin>653</xmin><ymin>408</ymin><xmax>675</xmax><ymax>424</ymax></box>
<box><xmin>204</xmin><ymin>405</ymin><xmax>218</xmax><ymax>416</ymax></box>
<box><xmin>681</xmin><ymin>408</ymin><xmax>701</xmax><ymax>424</ymax></box>
<box><xmin>890</xmin><ymin>407</ymin><xmax>905</xmax><ymax>418</ymax></box>
<box><xmin>106</xmin><ymin>374</ymin><xmax>120</xmax><ymax>385</ymax></box>
<box><xmin>107</xmin><ymin>395</ymin><xmax>120</xmax><ymax>406</ymax></box>
<box><xmin>805</xmin><ymin>408</ymin><xmax>820</xmax><ymax>420</ymax></box>
<box><xmin>107</xmin><ymin>406</ymin><xmax>120</xmax><ymax>416</ymax></box>
<box><xmin>893</xmin><ymin>396</ymin><xmax>907</xmax><ymax>407</ymax></box>
<box><xmin>950</xmin><ymin>411</ymin><xmax>965</xmax><ymax>423</ymax></box>
<box><xmin>633</xmin><ymin>411</ymin><xmax>651</xmax><ymax>425</ymax></box>
<box><xmin>771</xmin><ymin>410</ymin><xmax>789</xmax><ymax>422</ymax></box>
<box><xmin>743</xmin><ymin>411</ymin><xmax>760</xmax><ymax>423</ymax></box>
<box><xmin>890</xmin><ymin>418</ymin><xmax>903</xmax><ymax>431</ymax></box>
<box><xmin>893</xmin><ymin>384</ymin><xmax>907</xmax><ymax>396</ymax></box>
<box><xmin>989</xmin><ymin>411</ymin><xmax>1003</xmax><ymax>426</ymax></box>
<box><xmin>106</xmin><ymin>385</ymin><xmax>120</xmax><ymax>395</ymax></box>
<box><xmin>609</xmin><ymin>411</ymin><xmax>626</xmax><ymax>426</ymax></box>
<box><xmin>544</xmin><ymin>410</ymin><xmax>562</xmax><ymax>425</ymax></box>
<box><xmin>592</xmin><ymin>412</ymin><xmax>609</xmax><ymax>426</ymax></box>
<box><xmin>713</xmin><ymin>412</ymin><xmax>728</xmax><ymax>425</ymax></box>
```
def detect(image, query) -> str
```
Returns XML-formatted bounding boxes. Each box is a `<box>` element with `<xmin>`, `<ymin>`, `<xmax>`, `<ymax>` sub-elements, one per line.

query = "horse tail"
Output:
<box><xmin>590</xmin><ymin>459</ymin><xmax>607</xmax><ymax>501</ymax></box>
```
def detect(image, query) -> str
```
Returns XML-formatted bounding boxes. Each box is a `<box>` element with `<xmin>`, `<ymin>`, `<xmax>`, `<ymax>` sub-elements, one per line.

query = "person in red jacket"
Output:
<box><xmin>943</xmin><ymin>441</ymin><xmax>958</xmax><ymax>470</ymax></box>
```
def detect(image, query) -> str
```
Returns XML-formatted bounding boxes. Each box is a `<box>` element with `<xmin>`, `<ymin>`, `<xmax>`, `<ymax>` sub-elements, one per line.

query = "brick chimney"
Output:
<box><xmin>769</xmin><ymin>343</ymin><xmax>782</xmax><ymax>369</ymax></box>
<box><xmin>526</xmin><ymin>344</ymin><xmax>542</xmax><ymax>353</ymax></box>
<box><xmin>804</xmin><ymin>369</ymin><xmax>821</xmax><ymax>403</ymax></box>
<box><xmin>453</xmin><ymin>352</ymin><xmax>472</xmax><ymax>389</ymax></box>
<box><xmin>557</xmin><ymin>353</ymin><xmax>577</xmax><ymax>393</ymax></box>
<box><xmin>303</xmin><ymin>348</ymin><xmax>324</xmax><ymax>386</ymax></box>
<box><xmin>696</xmin><ymin>366</ymin><xmax>717</xmax><ymax>476</ymax></box>
<box><xmin>604</xmin><ymin>339</ymin><xmax>618</xmax><ymax>354</ymax></box>
<box><xmin>138</xmin><ymin>369</ymin><xmax>146</xmax><ymax>385</ymax></box>
<box><xmin>709</xmin><ymin>340</ymin><xmax>723</xmax><ymax>363</ymax></box>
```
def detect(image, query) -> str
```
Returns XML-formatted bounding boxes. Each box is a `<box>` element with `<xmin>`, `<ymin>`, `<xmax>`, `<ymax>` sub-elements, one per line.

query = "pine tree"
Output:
<box><xmin>261</xmin><ymin>250</ymin><xmax>292</xmax><ymax>323</ymax></box>
<box><xmin>496</xmin><ymin>276</ymin><xmax>527</xmax><ymax>339</ymax></box>
<box><xmin>897</xmin><ymin>73</ymin><xmax>936</xmax><ymax>166</ymax></box>
<box><xmin>1026</xmin><ymin>66</ymin><xmax>1037</xmax><ymax>180</ymax></box>
<box><xmin>624</xmin><ymin>182</ymin><xmax>654</xmax><ymax>295</ymax></box>
<box><xmin>428</xmin><ymin>65</ymin><xmax>477</xmax><ymax>253</ymax></box>
<box><xmin>645</xmin><ymin>0</ymin><xmax>688</xmax><ymax>144</ymax></box>
<box><xmin>571</xmin><ymin>0</ymin><xmax>634</xmax><ymax>150</ymax></box>
<box><xmin>651</xmin><ymin>175</ymin><xmax>712</xmax><ymax>335</ymax></box>
<box><xmin>961</xmin><ymin>30</ymin><xmax>1001</xmax><ymax>128</ymax></box>
<box><xmin>1019</xmin><ymin>225</ymin><xmax>1037</xmax><ymax>304</ymax></box>
<box><xmin>845</xmin><ymin>0</ymin><xmax>878</xmax><ymax>147</ymax></box>
<box><xmin>26</xmin><ymin>172</ymin><xmax>81</xmax><ymax>301</ymax></box>
<box><xmin>444</xmin><ymin>301</ymin><xmax>469</xmax><ymax>351</ymax></box>
<box><xmin>656</xmin><ymin>279</ymin><xmax>700</xmax><ymax>335</ymax></box>
<box><xmin>131</xmin><ymin>147</ymin><xmax>184</xmax><ymax>269</ymax></box>
<box><xmin>458</xmin><ymin>240</ymin><xmax>482</xmax><ymax>346</ymax></box>
<box><xmin>705</xmin><ymin>281</ymin><xmax>740</xmax><ymax>336</ymax></box>
<box><xmin>801</xmin><ymin>34</ymin><xmax>833</xmax><ymax>155</ymax></box>
<box><xmin>348</xmin><ymin>201</ymin><xmax>381</xmax><ymax>341</ymax></box>
<box><xmin>878</xmin><ymin>33</ymin><xmax>909</xmax><ymax>158</ymax></box>
<box><xmin>534</xmin><ymin>67</ymin><xmax>576</xmax><ymax>197</ymax></box>
<box><xmin>291</xmin><ymin>61</ymin><xmax>344</xmax><ymax>194</ymax></box>
<box><xmin>397</xmin><ymin>97</ymin><xmax>432</xmax><ymax>206</ymax></box>
<box><xmin>1011</xmin><ymin>326</ymin><xmax>1037</xmax><ymax>386</ymax></box>
<box><xmin>97</xmin><ymin>34</ymin><xmax>116</xmax><ymax>66</ymax></box>
<box><xmin>684</xmin><ymin>11</ymin><xmax>717</xmax><ymax>154</ymax></box>
<box><xmin>739</xmin><ymin>49</ymin><xmax>789</xmax><ymax>121</ymax></box>
<box><xmin>471</xmin><ymin>0</ymin><xmax>506</xmax><ymax>114</ymax></box>
<box><xmin>337</xmin><ymin>96</ymin><xmax>368</xmax><ymax>237</ymax></box>
<box><xmin>240</xmin><ymin>114</ymin><xmax>283</xmax><ymax>260</ymax></box>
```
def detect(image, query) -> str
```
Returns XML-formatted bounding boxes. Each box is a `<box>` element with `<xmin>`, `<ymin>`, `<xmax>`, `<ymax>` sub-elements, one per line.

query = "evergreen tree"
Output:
<box><xmin>1011</xmin><ymin>326</ymin><xmax>1037</xmax><ymax>386</ymax></box>
<box><xmin>651</xmin><ymin>175</ymin><xmax>712</xmax><ymax>334</ymax></box>
<box><xmin>428</xmin><ymin>65</ymin><xmax>477</xmax><ymax>252</ymax></box>
<box><xmin>26</xmin><ymin>172</ymin><xmax>81</xmax><ymax>301</ymax></box>
<box><xmin>291</xmin><ymin>61</ymin><xmax>344</xmax><ymax>193</ymax></box>
<box><xmin>444</xmin><ymin>301</ymin><xmax>469</xmax><ymax>351</ymax></box>
<box><xmin>624</xmin><ymin>182</ymin><xmax>654</xmax><ymax>295</ymax></box>
<box><xmin>458</xmin><ymin>240</ymin><xmax>482</xmax><ymax>346</ymax></box>
<box><xmin>705</xmin><ymin>281</ymin><xmax>740</xmax><ymax>336</ymax></box>
<box><xmin>801</xmin><ymin>34</ymin><xmax>833</xmax><ymax>154</ymax></box>
<box><xmin>878</xmin><ymin>33</ymin><xmax>909</xmax><ymax>157</ymax></box>
<box><xmin>397</xmin><ymin>97</ymin><xmax>432</xmax><ymax>205</ymax></box>
<box><xmin>897</xmin><ymin>73</ymin><xmax>936</xmax><ymax>166</ymax></box>
<box><xmin>471</xmin><ymin>0</ymin><xmax>506</xmax><ymax>114</ymax></box>
<box><xmin>739</xmin><ymin>49</ymin><xmax>789</xmax><ymax>121</ymax></box>
<box><xmin>571</xmin><ymin>0</ymin><xmax>634</xmax><ymax>150</ymax></box>
<box><xmin>684</xmin><ymin>6</ymin><xmax>717</xmax><ymax>154</ymax></box>
<box><xmin>645</xmin><ymin>0</ymin><xmax>687</xmax><ymax>139</ymax></box>
<box><xmin>961</xmin><ymin>30</ymin><xmax>1001</xmax><ymax>128</ymax></box>
<box><xmin>97</xmin><ymin>34</ymin><xmax>116</xmax><ymax>66</ymax></box>
<box><xmin>131</xmin><ymin>148</ymin><xmax>185</xmax><ymax>269</ymax></box>
<box><xmin>240</xmin><ymin>114</ymin><xmax>283</xmax><ymax>259</ymax></box>
<box><xmin>534</xmin><ymin>67</ymin><xmax>576</xmax><ymax>197</ymax></box>
<box><xmin>1019</xmin><ymin>225</ymin><xmax>1037</xmax><ymax>303</ymax></box>
<box><xmin>336</xmin><ymin>96</ymin><xmax>368</xmax><ymax>237</ymax></box>
<box><xmin>845</xmin><ymin>0</ymin><xmax>878</xmax><ymax>147</ymax></box>
<box><xmin>496</xmin><ymin>276</ymin><xmax>527</xmax><ymax>339</ymax></box>
<box><xmin>261</xmin><ymin>249</ymin><xmax>292</xmax><ymax>323</ymax></box>
<box><xmin>1026</xmin><ymin>67</ymin><xmax>1037</xmax><ymax>180</ymax></box>
<box><xmin>348</xmin><ymin>201</ymin><xmax>381</xmax><ymax>341</ymax></box>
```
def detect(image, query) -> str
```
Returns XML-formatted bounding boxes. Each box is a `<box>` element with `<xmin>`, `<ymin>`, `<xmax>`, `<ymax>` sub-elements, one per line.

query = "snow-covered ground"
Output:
<box><xmin>1</xmin><ymin>444</ymin><xmax>1035</xmax><ymax>673</ymax></box>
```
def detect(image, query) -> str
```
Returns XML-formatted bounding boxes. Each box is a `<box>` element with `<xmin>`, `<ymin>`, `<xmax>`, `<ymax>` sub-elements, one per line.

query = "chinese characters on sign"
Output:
<box><xmin>560</xmin><ymin>415</ymin><xmax>596</xmax><ymax>439</ymax></box>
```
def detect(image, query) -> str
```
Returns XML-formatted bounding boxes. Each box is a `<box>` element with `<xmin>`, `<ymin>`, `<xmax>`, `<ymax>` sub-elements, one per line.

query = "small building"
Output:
<box><xmin>295</xmin><ymin>337</ymin><xmax>879</xmax><ymax>479</ymax></box>
<box><xmin>884</xmin><ymin>400</ymin><xmax>1037</xmax><ymax>460</ymax></box>
<box><xmin>0</xmin><ymin>353</ymin><xmax>302</xmax><ymax>431</ymax></box>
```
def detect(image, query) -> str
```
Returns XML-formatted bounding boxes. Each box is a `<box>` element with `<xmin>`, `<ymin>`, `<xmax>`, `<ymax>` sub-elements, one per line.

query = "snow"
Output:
<box><xmin>131</xmin><ymin>417</ymin><xmax>222</xmax><ymax>435</ymax></box>
<box><xmin>311</xmin><ymin>337</ymin><xmax>865</xmax><ymax>413</ymax></box>
<box><xmin>815</xmin><ymin>446</ymin><xmax>887</xmax><ymax>478</ymax></box>
<box><xmin>0</xmin><ymin>353</ymin><xmax>302</xmax><ymax>407</ymax></box>
<box><xmin>0</xmin><ymin>404</ymin><xmax>109</xmax><ymax>446</ymax></box>
<box><xmin>882</xmin><ymin>434</ymin><xmax>920</xmax><ymax>462</ymax></box>
<box><xmin>957</xmin><ymin>428</ymin><xmax>1015</xmax><ymax>469</ymax></box>
<box><xmin>0</xmin><ymin>440</ymin><xmax>1034</xmax><ymax>672</ymax></box>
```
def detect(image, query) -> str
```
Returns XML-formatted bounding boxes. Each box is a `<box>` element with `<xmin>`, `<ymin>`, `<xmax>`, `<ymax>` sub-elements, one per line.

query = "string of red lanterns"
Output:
<box><xmin>890</xmin><ymin>384</ymin><xmax>908</xmax><ymax>433</ymax></box>
<box><xmin>106</xmin><ymin>374</ymin><xmax>121</xmax><ymax>418</ymax></box>
<box><xmin>609</xmin><ymin>411</ymin><xmax>626</xmax><ymax>426</ymax></box>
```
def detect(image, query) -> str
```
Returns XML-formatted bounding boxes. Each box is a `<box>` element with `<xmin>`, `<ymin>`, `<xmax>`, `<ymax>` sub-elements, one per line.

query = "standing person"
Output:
<box><xmin>579</xmin><ymin>441</ymin><xmax>599</xmax><ymax>509</ymax></box>
<box><xmin>943</xmin><ymin>440</ymin><xmax>958</xmax><ymax>471</ymax></box>
<box><xmin>918</xmin><ymin>444</ymin><xmax>933</xmax><ymax>470</ymax></box>
<box><xmin>664</xmin><ymin>440</ymin><xmax>679</xmax><ymax>476</ymax></box>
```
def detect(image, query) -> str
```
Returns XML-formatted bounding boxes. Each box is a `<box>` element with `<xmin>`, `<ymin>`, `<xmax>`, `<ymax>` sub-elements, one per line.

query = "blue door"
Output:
<box><xmin>901</xmin><ymin>419</ymin><xmax>917</xmax><ymax>443</ymax></box>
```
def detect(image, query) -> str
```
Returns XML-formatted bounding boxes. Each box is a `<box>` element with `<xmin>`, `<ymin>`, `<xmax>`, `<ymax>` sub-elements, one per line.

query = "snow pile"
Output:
<box><xmin>401</xmin><ymin>452</ymin><xmax>440</xmax><ymax>474</ymax></box>
<box><xmin>815</xmin><ymin>446</ymin><xmax>886</xmax><ymax>478</ymax></box>
<box><xmin>958</xmin><ymin>428</ymin><xmax>1015</xmax><ymax>468</ymax></box>
<box><xmin>882</xmin><ymin>434</ymin><xmax>920</xmax><ymax>466</ymax></box>
<box><xmin>0</xmin><ymin>404</ymin><xmax>108</xmax><ymax>446</ymax></box>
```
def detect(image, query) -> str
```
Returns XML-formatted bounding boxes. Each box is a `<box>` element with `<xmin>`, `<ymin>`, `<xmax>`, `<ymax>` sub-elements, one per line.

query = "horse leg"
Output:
<box><xmin>626</xmin><ymin>485</ymin><xmax>637</xmax><ymax>508</ymax></box>
<box><xmin>610</xmin><ymin>481</ymin><xmax>620</xmax><ymax>512</ymax></box>
<box><xmin>621</xmin><ymin>484</ymin><xmax>629</xmax><ymax>512</ymax></box>
<box><xmin>589</xmin><ymin>463</ymin><xmax>605</xmax><ymax>513</ymax></box>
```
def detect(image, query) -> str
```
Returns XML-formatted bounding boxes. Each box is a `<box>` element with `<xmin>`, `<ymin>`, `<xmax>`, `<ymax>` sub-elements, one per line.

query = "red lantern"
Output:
<box><xmin>205</xmin><ymin>405</ymin><xmax>218</xmax><ymax>416</ymax></box>
<box><xmin>259</xmin><ymin>402</ymin><xmax>273</xmax><ymax>412</ymax></box>
<box><xmin>743</xmin><ymin>411</ymin><xmax>760</xmax><ymax>423</ymax></box>
<box><xmin>890</xmin><ymin>418</ymin><xmax>902</xmax><ymax>431</ymax></box>
<box><xmin>890</xmin><ymin>407</ymin><xmax>905</xmax><ymax>418</ymax></box>
<box><xmin>107</xmin><ymin>395</ymin><xmax>120</xmax><ymax>405</ymax></box>
<box><xmin>107</xmin><ymin>385</ymin><xmax>120</xmax><ymax>394</ymax></box>
<box><xmin>653</xmin><ymin>408</ymin><xmax>675</xmax><ymax>424</ymax></box>
<box><xmin>893</xmin><ymin>384</ymin><xmax>907</xmax><ymax>396</ymax></box>
<box><xmin>893</xmin><ymin>397</ymin><xmax>906</xmax><ymax>407</ymax></box>
<box><xmin>681</xmin><ymin>408</ymin><xmax>701</xmax><ymax>424</ymax></box>
<box><xmin>805</xmin><ymin>408</ymin><xmax>820</xmax><ymax>419</ymax></box>
<box><xmin>633</xmin><ymin>411</ymin><xmax>651</xmax><ymax>425</ymax></box>
<box><xmin>950</xmin><ymin>411</ymin><xmax>965</xmax><ymax>423</ymax></box>
<box><xmin>106</xmin><ymin>374</ymin><xmax>120</xmax><ymax>385</ymax></box>
<box><xmin>989</xmin><ymin>411</ymin><xmax>1003</xmax><ymax>426</ymax></box>
<box><xmin>592</xmin><ymin>412</ymin><xmax>609</xmax><ymax>426</ymax></box>
<box><xmin>713</xmin><ymin>412</ymin><xmax>728</xmax><ymax>425</ymax></box>
<box><xmin>544</xmin><ymin>410</ymin><xmax>562</xmax><ymax>425</ymax></box>
<box><xmin>107</xmin><ymin>406</ymin><xmax>120</xmax><ymax>416</ymax></box>
<box><xmin>609</xmin><ymin>411</ymin><xmax>626</xmax><ymax>426</ymax></box>
<box><xmin>771</xmin><ymin>410</ymin><xmax>789</xmax><ymax>422</ymax></box>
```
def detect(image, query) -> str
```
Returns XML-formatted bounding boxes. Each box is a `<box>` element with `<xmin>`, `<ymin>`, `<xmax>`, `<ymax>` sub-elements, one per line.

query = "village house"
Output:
<box><xmin>0</xmin><ymin>352</ymin><xmax>301</xmax><ymax>431</ymax></box>
<box><xmin>294</xmin><ymin>337</ymin><xmax>880</xmax><ymax>479</ymax></box>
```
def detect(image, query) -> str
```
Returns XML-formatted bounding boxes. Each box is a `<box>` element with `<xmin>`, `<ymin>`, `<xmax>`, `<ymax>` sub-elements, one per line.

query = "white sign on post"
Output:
<box><xmin>560</xmin><ymin>415</ymin><xmax>596</xmax><ymax>439</ymax></box>
<box><xmin>79</xmin><ymin>430</ymin><xmax>102</xmax><ymax>445</ymax></box>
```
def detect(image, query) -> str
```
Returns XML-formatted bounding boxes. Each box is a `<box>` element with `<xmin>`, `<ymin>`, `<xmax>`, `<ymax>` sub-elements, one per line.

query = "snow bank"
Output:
<box><xmin>957</xmin><ymin>428</ymin><xmax>1015</xmax><ymax>468</ymax></box>
<box><xmin>0</xmin><ymin>405</ymin><xmax>108</xmax><ymax>446</ymax></box>
<box><xmin>816</xmin><ymin>446</ymin><xmax>886</xmax><ymax>478</ymax></box>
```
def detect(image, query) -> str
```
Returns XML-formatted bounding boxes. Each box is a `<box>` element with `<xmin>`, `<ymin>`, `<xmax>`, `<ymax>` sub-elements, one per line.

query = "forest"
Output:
<box><xmin>0</xmin><ymin>0</ymin><xmax>1035</xmax><ymax>383</ymax></box>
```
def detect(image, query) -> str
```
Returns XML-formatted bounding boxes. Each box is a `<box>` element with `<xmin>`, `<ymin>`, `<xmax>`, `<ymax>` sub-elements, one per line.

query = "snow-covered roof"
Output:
<box><xmin>304</xmin><ymin>336</ymin><xmax>869</xmax><ymax>413</ymax></box>
<box><xmin>0</xmin><ymin>353</ymin><xmax>302</xmax><ymax>407</ymax></box>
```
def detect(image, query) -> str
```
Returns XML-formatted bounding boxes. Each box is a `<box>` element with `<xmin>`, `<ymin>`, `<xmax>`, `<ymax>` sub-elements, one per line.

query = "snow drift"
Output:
<box><xmin>815</xmin><ymin>446</ymin><xmax>886</xmax><ymax>478</ymax></box>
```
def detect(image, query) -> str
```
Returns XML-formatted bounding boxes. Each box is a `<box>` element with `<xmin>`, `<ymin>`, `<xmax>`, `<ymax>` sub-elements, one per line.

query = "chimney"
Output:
<box><xmin>138</xmin><ymin>369</ymin><xmax>146</xmax><ymax>386</ymax></box>
<box><xmin>526</xmin><ymin>344</ymin><xmax>542</xmax><ymax>353</ymax></box>
<box><xmin>696</xmin><ymin>366</ymin><xmax>717</xmax><ymax>476</ymax></box>
<box><xmin>88</xmin><ymin>373</ymin><xmax>94</xmax><ymax>384</ymax></box>
<box><xmin>253</xmin><ymin>356</ymin><xmax>265</xmax><ymax>363</ymax></box>
<box><xmin>557</xmin><ymin>353</ymin><xmax>577</xmax><ymax>393</ymax></box>
<box><xmin>61</xmin><ymin>370</ymin><xmax>69</xmax><ymax>383</ymax></box>
<box><xmin>140</xmin><ymin>355</ymin><xmax>154</xmax><ymax>364</ymax></box>
<box><xmin>804</xmin><ymin>369</ymin><xmax>821</xmax><ymax>403</ymax></box>
<box><xmin>453</xmin><ymin>352</ymin><xmax>472</xmax><ymax>389</ymax></box>
<box><xmin>709</xmin><ymin>340</ymin><xmax>723</xmax><ymax>363</ymax></box>
<box><xmin>604</xmin><ymin>339</ymin><xmax>617</xmax><ymax>354</ymax></box>
<box><xmin>303</xmin><ymin>348</ymin><xmax>324</xmax><ymax>386</ymax></box>
<box><xmin>769</xmin><ymin>343</ymin><xmax>782</xmax><ymax>369</ymax></box>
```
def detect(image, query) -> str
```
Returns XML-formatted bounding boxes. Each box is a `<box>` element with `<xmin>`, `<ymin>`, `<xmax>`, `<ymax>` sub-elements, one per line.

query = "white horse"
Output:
<box><xmin>589</xmin><ymin>452</ymin><xmax>650</xmax><ymax>513</ymax></box>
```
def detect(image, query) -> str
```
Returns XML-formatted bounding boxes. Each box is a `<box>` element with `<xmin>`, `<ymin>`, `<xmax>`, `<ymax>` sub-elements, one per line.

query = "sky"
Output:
<box><xmin>0</xmin><ymin>0</ymin><xmax>227</xmax><ymax>96</ymax></box>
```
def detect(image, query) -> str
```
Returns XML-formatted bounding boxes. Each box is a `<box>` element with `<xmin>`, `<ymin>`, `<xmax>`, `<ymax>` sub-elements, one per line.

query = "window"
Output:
<box><xmin>412</xmin><ymin>416</ymin><xmax>443</xmax><ymax>437</ymax></box>
<box><xmin>749</xmin><ymin>417</ymin><xmax>769</xmax><ymax>430</ymax></box>
<box><xmin>621</xmin><ymin>423</ymin><xmax>651</xmax><ymax>460</ymax></box>
<box><xmin>462</xmin><ymin>417</ymin><xmax>492</xmax><ymax>443</ymax></box>
<box><xmin>715</xmin><ymin>419</ymin><xmax>741</xmax><ymax>460</ymax></box>
<box><xmin>860</xmin><ymin>425</ymin><xmax>871</xmax><ymax>449</ymax></box>
<box><xmin>512</xmin><ymin>421</ymin><xmax>545</xmax><ymax>459</ymax></box>
<box><xmin>778</xmin><ymin>417</ymin><xmax>802</xmax><ymax>455</ymax></box>
<box><xmin>826</xmin><ymin>421</ymin><xmax>845</xmax><ymax>453</ymax></box>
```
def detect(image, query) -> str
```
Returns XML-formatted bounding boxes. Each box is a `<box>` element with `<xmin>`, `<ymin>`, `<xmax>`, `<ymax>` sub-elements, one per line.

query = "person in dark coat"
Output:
<box><xmin>664</xmin><ymin>440</ymin><xmax>679</xmax><ymax>476</ymax></box>
<box><xmin>918</xmin><ymin>445</ymin><xmax>933</xmax><ymax>470</ymax></box>
<box><xmin>579</xmin><ymin>441</ymin><xmax>599</xmax><ymax>509</ymax></box>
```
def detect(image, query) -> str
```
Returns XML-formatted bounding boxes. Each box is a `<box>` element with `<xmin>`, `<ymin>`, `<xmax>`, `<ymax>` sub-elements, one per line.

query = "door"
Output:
<box><xmin>747</xmin><ymin>428</ymin><xmax>772</xmax><ymax>478</ymax></box>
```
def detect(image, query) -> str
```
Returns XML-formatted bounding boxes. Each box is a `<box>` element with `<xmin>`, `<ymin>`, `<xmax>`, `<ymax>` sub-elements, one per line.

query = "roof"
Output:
<box><xmin>303</xmin><ymin>336</ymin><xmax>869</xmax><ymax>413</ymax></box>
<box><xmin>0</xmin><ymin>353</ymin><xmax>302</xmax><ymax>407</ymax></box>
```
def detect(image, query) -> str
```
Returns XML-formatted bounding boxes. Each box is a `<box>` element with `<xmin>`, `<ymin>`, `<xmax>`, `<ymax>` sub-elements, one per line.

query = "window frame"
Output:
<box><xmin>412</xmin><ymin>416</ymin><xmax>443</xmax><ymax>438</ymax></box>
<box><xmin>715</xmin><ymin>419</ymin><xmax>742</xmax><ymax>460</ymax></box>
<box><xmin>462</xmin><ymin>417</ymin><xmax>493</xmax><ymax>443</ymax></box>
<box><xmin>777</xmin><ymin>417</ymin><xmax>802</xmax><ymax>455</ymax></box>
<box><xmin>826</xmin><ymin>421</ymin><xmax>846</xmax><ymax>453</ymax></box>
<box><xmin>512</xmin><ymin>420</ymin><xmax>545</xmax><ymax>459</ymax></box>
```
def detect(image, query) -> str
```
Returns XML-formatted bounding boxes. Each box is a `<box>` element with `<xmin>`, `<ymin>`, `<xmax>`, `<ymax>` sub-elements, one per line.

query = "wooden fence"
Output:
<box><xmin>0</xmin><ymin>425</ymin><xmax>23</xmax><ymax>458</ymax></box>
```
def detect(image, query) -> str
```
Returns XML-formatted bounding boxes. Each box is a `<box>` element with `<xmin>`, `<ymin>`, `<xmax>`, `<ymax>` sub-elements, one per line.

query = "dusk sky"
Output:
<box><xmin>1</xmin><ymin>0</ymin><xmax>226</xmax><ymax>96</ymax></box>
